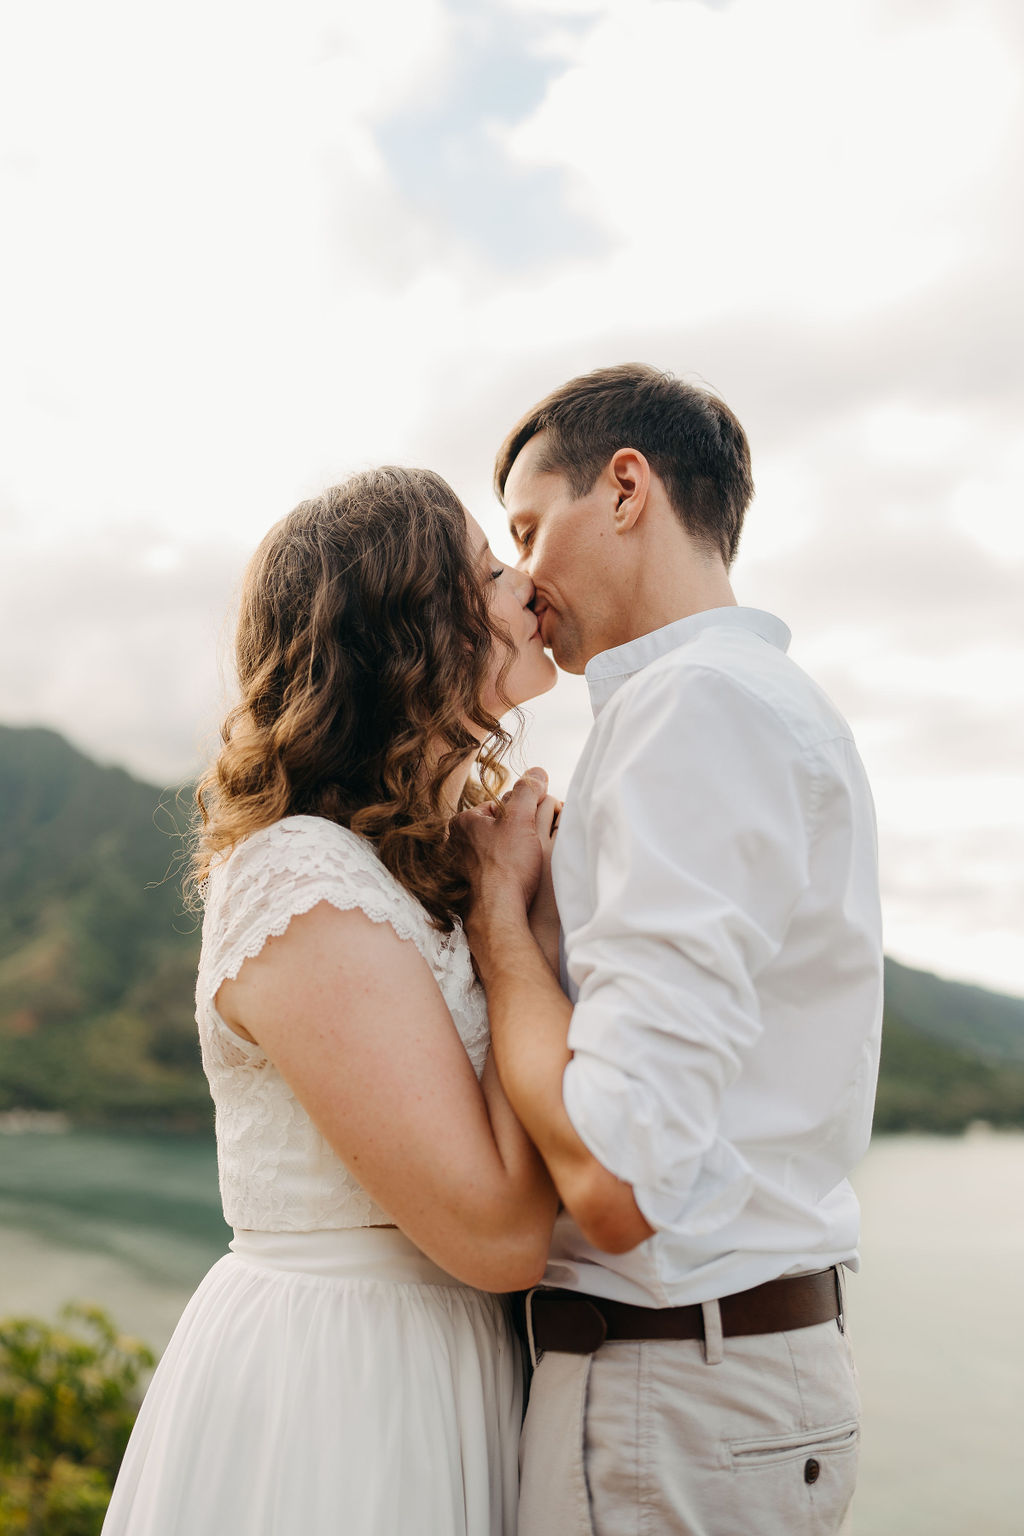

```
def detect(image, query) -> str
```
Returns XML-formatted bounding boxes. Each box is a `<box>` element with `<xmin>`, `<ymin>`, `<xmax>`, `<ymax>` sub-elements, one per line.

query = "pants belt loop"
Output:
<box><xmin>700</xmin><ymin>1297</ymin><xmax>724</xmax><ymax>1365</ymax></box>
<box><xmin>524</xmin><ymin>1286</ymin><xmax>543</xmax><ymax>1370</ymax></box>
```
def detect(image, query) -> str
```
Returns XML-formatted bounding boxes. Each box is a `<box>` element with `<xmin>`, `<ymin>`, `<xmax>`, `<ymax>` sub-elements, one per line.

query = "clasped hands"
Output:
<box><xmin>454</xmin><ymin>768</ymin><xmax>561</xmax><ymax>977</ymax></box>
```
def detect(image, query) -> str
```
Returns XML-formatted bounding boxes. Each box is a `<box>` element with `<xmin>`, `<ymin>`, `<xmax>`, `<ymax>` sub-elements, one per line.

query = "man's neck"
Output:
<box><xmin>602</xmin><ymin>563</ymin><xmax>737</xmax><ymax>656</ymax></box>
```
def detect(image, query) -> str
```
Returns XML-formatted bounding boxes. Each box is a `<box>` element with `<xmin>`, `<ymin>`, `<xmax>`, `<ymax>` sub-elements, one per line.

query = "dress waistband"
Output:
<box><xmin>229</xmin><ymin>1226</ymin><xmax>466</xmax><ymax>1287</ymax></box>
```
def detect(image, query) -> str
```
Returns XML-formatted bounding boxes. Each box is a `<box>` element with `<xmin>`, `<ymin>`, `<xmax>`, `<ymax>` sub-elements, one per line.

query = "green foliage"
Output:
<box><xmin>0</xmin><ymin>1303</ymin><xmax>154</xmax><ymax>1536</ymax></box>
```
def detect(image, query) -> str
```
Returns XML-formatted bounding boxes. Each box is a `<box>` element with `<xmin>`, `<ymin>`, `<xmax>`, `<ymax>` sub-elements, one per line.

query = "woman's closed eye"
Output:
<box><xmin>490</xmin><ymin>566</ymin><xmax>505</xmax><ymax>581</ymax></box>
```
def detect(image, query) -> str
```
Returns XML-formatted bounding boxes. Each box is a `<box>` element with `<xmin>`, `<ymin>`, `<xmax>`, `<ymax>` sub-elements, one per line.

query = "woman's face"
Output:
<box><xmin>466</xmin><ymin>512</ymin><xmax>558</xmax><ymax>714</ymax></box>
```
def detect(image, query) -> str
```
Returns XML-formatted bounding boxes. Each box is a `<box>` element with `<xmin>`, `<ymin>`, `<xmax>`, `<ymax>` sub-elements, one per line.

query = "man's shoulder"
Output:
<box><xmin>602</xmin><ymin>626</ymin><xmax>855</xmax><ymax>757</ymax></box>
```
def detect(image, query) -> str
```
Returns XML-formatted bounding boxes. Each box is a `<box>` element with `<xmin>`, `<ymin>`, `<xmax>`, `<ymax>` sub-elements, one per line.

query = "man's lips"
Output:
<box><xmin>531</xmin><ymin>605</ymin><xmax>552</xmax><ymax>645</ymax></box>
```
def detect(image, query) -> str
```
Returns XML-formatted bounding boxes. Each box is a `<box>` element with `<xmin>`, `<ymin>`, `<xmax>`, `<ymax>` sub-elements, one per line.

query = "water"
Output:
<box><xmin>0</xmin><ymin>1130</ymin><xmax>229</xmax><ymax>1346</ymax></box>
<box><xmin>1</xmin><ymin>1130</ymin><xmax>1022</xmax><ymax>1534</ymax></box>
<box><xmin>844</xmin><ymin>1131</ymin><xmax>1024</xmax><ymax>1535</ymax></box>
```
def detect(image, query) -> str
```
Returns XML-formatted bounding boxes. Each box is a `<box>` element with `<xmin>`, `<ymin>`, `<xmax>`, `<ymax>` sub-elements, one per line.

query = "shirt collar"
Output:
<box><xmin>584</xmin><ymin>607</ymin><xmax>792</xmax><ymax>717</ymax></box>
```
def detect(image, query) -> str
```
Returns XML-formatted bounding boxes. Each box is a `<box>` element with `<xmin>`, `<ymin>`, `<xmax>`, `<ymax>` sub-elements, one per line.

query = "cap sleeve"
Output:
<box><xmin>197</xmin><ymin>815</ymin><xmax>438</xmax><ymax>1014</ymax></box>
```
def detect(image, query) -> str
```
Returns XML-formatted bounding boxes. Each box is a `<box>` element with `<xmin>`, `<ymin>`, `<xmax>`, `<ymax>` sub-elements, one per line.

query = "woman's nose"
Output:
<box><xmin>515</xmin><ymin>567</ymin><xmax>535</xmax><ymax>605</ymax></box>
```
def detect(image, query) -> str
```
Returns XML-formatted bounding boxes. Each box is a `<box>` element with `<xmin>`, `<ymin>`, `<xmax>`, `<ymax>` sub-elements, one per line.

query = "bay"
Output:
<box><xmin>845</xmin><ymin>1130</ymin><xmax>1024</xmax><ymax>1535</ymax></box>
<box><xmin>0</xmin><ymin>1130</ymin><xmax>228</xmax><ymax>1347</ymax></box>
<box><xmin>1</xmin><ymin>1129</ymin><xmax>1022</xmax><ymax>1534</ymax></box>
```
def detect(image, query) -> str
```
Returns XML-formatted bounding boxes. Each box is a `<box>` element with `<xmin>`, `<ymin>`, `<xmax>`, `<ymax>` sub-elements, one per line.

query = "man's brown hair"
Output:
<box><xmin>495</xmin><ymin>363</ymin><xmax>754</xmax><ymax>565</ymax></box>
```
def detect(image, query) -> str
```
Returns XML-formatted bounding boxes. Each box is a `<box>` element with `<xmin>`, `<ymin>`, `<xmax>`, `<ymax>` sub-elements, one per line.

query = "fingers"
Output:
<box><xmin>505</xmin><ymin>767</ymin><xmax>549</xmax><ymax>826</ymax></box>
<box><xmin>453</xmin><ymin>805</ymin><xmax>493</xmax><ymax>827</ymax></box>
<box><xmin>536</xmin><ymin>793</ymin><xmax>561</xmax><ymax>840</ymax></box>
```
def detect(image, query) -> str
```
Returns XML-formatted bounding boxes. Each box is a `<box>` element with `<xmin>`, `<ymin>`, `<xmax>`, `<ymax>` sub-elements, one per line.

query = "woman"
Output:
<box><xmin>102</xmin><ymin>467</ymin><xmax>561</xmax><ymax>1535</ymax></box>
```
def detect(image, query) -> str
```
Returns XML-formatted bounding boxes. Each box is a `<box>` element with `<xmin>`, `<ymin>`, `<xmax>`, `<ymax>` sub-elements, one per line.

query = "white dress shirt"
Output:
<box><xmin>547</xmin><ymin>606</ymin><xmax>883</xmax><ymax>1307</ymax></box>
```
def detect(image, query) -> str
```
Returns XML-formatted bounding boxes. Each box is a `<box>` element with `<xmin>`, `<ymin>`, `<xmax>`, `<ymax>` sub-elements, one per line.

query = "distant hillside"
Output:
<box><xmin>876</xmin><ymin>957</ymin><xmax>1024</xmax><ymax>1130</ymax></box>
<box><xmin>1</xmin><ymin>724</ymin><xmax>1022</xmax><ymax>1134</ymax></box>
<box><xmin>0</xmin><ymin>726</ymin><xmax>207</xmax><ymax>1129</ymax></box>
<box><xmin>883</xmin><ymin>955</ymin><xmax>1024</xmax><ymax>1064</ymax></box>
<box><xmin>873</xmin><ymin>1009</ymin><xmax>1024</xmax><ymax>1133</ymax></box>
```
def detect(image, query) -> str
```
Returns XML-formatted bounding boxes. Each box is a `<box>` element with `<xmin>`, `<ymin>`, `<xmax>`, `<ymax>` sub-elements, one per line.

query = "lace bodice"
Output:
<box><xmin>195</xmin><ymin>815</ymin><xmax>490</xmax><ymax>1232</ymax></box>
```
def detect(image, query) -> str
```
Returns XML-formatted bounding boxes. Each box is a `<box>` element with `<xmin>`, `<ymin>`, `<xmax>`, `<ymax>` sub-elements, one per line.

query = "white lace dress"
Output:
<box><xmin>101</xmin><ymin>816</ymin><xmax>522</xmax><ymax>1536</ymax></box>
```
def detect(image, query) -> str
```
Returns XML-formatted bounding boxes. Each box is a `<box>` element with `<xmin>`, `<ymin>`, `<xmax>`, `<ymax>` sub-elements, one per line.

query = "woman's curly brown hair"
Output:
<box><xmin>190</xmin><ymin>467</ymin><xmax>515</xmax><ymax>930</ymax></box>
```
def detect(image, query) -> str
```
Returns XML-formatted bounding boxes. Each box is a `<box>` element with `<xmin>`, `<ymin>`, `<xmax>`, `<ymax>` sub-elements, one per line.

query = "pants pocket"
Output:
<box><xmin>726</xmin><ymin>1419</ymin><xmax>860</xmax><ymax>1535</ymax></box>
<box><xmin>728</xmin><ymin>1418</ymin><xmax>860</xmax><ymax>1468</ymax></box>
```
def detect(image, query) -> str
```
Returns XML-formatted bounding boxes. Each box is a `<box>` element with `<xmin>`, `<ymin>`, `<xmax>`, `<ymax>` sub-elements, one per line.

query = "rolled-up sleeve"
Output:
<box><xmin>561</xmin><ymin>663</ymin><xmax>813</xmax><ymax>1237</ymax></box>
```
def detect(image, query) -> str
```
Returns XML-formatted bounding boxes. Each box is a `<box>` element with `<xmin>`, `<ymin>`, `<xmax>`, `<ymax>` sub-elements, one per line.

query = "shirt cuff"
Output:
<box><xmin>563</xmin><ymin>1053</ymin><xmax>756</xmax><ymax>1238</ymax></box>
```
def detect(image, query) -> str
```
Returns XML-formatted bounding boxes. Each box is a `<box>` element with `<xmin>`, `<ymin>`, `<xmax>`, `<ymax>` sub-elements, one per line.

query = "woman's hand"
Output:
<box><xmin>456</xmin><ymin>768</ymin><xmax>548</xmax><ymax>912</ymax></box>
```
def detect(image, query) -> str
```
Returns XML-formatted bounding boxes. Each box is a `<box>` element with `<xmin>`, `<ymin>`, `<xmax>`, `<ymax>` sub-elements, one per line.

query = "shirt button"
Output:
<box><xmin>804</xmin><ymin>1458</ymin><xmax>821</xmax><ymax>1484</ymax></box>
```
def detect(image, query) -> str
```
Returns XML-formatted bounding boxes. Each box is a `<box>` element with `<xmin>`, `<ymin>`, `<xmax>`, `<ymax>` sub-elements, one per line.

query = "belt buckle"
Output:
<box><xmin>528</xmin><ymin>1288</ymin><xmax>608</xmax><ymax>1362</ymax></box>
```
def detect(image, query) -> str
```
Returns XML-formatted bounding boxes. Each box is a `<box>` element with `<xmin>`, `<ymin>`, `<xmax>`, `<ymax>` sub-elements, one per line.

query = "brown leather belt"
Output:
<box><xmin>529</xmin><ymin>1269</ymin><xmax>843</xmax><ymax>1356</ymax></box>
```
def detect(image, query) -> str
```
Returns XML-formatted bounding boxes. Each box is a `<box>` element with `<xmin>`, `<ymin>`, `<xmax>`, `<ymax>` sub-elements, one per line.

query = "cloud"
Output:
<box><xmin>879</xmin><ymin>817</ymin><xmax>1024</xmax><ymax>996</ymax></box>
<box><xmin>1</xmin><ymin>525</ymin><xmax>243</xmax><ymax>785</ymax></box>
<box><xmin>0</xmin><ymin>0</ymin><xmax>1021</xmax><ymax>995</ymax></box>
<box><xmin>496</xmin><ymin>0</ymin><xmax>1021</xmax><ymax>324</ymax></box>
<box><xmin>373</xmin><ymin>3</ymin><xmax>602</xmax><ymax>269</ymax></box>
<box><xmin>0</xmin><ymin>0</ymin><xmax>476</xmax><ymax>545</ymax></box>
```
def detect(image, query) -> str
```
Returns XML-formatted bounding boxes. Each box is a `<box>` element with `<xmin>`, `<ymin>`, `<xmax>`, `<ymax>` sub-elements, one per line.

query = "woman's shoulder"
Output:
<box><xmin>214</xmin><ymin>815</ymin><xmax>385</xmax><ymax>884</ymax></box>
<box><xmin>198</xmin><ymin>815</ymin><xmax>480</xmax><ymax>1055</ymax></box>
<box><xmin>207</xmin><ymin>815</ymin><xmax>435</xmax><ymax>953</ymax></box>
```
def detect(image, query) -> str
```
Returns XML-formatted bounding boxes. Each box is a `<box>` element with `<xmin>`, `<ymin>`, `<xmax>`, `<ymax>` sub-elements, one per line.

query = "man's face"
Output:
<box><xmin>503</xmin><ymin>432</ymin><xmax>623</xmax><ymax>674</ymax></box>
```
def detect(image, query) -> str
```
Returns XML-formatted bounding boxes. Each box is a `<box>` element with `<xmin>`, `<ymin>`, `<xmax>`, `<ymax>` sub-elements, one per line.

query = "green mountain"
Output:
<box><xmin>0</xmin><ymin>726</ymin><xmax>207</xmax><ymax>1129</ymax></box>
<box><xmin>1</xmin><ymin>724</ymin><xmax>1022</xmax><ymax>1134</ymax></box>
<box><xmin>875</xmin><ymin>957</ymin><xmax>1024</xmax><ymax>1131</ymax></box>
<box><xmin>882</xmin><ymin>955</ymin><xmax>1024</xmax><ymax>1064</ymax></box>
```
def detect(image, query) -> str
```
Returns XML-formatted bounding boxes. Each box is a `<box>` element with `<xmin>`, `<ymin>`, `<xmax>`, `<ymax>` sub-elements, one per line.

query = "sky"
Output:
<box><xmin>1</xmin><ymin>0</ymin><xmax>1021</xmax><ymax>998</ymax></box>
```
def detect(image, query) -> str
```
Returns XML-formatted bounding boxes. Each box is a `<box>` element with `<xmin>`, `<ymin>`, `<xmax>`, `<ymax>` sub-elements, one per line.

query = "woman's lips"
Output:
<box><xmin>532</xmin><ymin>605</ymin><xmax>552</xmax><ymax>645</ymax></box>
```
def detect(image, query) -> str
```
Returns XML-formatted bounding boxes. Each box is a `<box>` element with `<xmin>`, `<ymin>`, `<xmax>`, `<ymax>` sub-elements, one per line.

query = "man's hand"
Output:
<box><xmin>528</xmin><ymin>794</ymin><xmax>562</xmax><ymax>975</ymax></box>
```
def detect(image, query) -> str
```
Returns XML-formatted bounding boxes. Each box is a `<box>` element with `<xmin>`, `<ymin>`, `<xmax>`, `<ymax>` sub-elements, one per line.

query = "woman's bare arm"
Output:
<box><xmin>216</xmin><ymin>901</ymin><xmax>557</xmax><ymax>1291</ymax></box>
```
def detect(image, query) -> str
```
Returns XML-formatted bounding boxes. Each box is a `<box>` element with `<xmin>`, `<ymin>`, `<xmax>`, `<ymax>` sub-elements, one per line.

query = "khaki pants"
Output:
<box><xmin>518</xmin><ymin>1307</ymin><xmax>860</xmax><ymax>1536</ymax></box>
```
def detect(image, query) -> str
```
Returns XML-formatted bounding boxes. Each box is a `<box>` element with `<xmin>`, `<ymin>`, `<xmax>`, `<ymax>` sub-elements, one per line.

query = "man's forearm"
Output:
<box><xmin>471</xmin><ymin>899</ymin><xmax>654</xmax><ymax>1253</ymax></box>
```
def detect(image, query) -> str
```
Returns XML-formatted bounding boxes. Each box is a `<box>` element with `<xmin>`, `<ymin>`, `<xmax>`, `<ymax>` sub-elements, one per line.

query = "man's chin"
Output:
<box><xmin>543</xmin><ymin>616</ymin><xmax>588</xmax><ymax>675</ymax></box>
<box><xmin>551</xmin><ymin>640</ymin><xmax>587</xmax><ymax>676</ymax></box>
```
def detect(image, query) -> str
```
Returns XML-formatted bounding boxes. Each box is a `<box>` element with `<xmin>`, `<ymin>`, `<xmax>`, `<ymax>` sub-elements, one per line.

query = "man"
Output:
<box><xmin>460</xmin><ymin>363</ymin><xmax>883</xmax><ymax>1535</ymax></box>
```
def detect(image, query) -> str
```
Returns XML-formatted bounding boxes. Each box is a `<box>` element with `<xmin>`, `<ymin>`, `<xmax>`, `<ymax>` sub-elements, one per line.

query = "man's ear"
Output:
<box><xmin>608</xmin><ymin>449</ymin><xmax>650</xmax><ymax>533</ymax></box>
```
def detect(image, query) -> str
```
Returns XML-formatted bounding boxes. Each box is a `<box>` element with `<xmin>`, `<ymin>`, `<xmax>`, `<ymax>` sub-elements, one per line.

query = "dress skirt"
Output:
<box><xmin>101</xmin><ymin>1227</ymin><xmax>523</xmax><ymax>1536</ymax></box>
